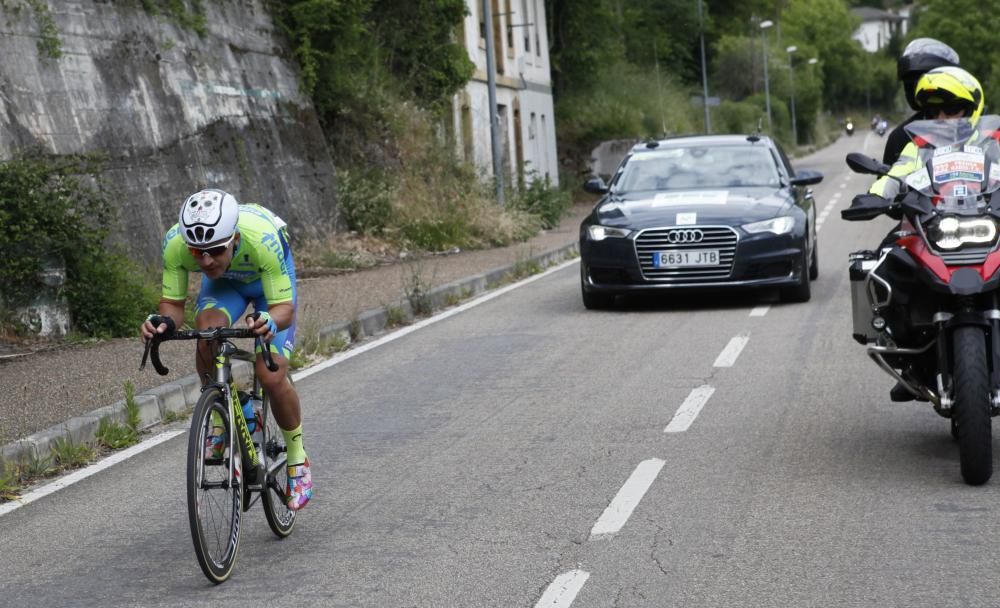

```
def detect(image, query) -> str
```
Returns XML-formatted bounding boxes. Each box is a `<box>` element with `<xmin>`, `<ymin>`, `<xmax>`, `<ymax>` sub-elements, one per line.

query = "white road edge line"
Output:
<box><xmin>535</xmin><ymin>569</ymin><xmax>591</xmax><ymax>608</ymax></box>
<box><xmin>749</xmin><ymin>305</ymin><xmax>769</xmax><ymax>317</ymax></box>
<box><xmin>664</xmin><ymin>385</ymin><xmax>715</xmax><ymax>433</ymax></box>
<box><xmin>590</xmin><ymin>458</ymin><xmax>666</xmax><ymax>538</ymax></box>
<box><xmin>713</xmin><ymin>333</ymin><xmax>749</xmax><ymax>367</ymax></box>
<box><xmin>294</xmin><ymin>257</ymin><xmax>581</xmax><ymax>381</ymax></box>
<box><xmin>0</xmin><ymin>258</ymin><xmax>582</xmax><ymax>518</ymax></box>
<box><xmin>0</xmin><ymin>430</ymin><xmax>185</xmax><ymax>518</ymax></box>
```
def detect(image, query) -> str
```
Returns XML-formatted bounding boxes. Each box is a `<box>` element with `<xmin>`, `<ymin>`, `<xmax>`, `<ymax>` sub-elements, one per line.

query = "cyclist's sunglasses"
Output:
<box><xmin>188</xmin><ymin>234</ymin><xmax>236</xmax><ymax>258</ymax></box>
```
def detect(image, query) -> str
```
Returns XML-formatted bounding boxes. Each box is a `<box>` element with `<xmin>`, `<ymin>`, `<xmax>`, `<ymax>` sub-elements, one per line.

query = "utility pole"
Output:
<box><xmin>482</xmin><ymin>0</ymin><xmax>505</xmax><ymax>206</ymax></box>
<box><xmin>760</xmin><ymin>19</ymin><xmax>774</xmax><ymax>131</ymax></box>
<box><xmin>697</xmin><ymin>0</ymin><xmax>711</xmax><ymax>133</ymax></box>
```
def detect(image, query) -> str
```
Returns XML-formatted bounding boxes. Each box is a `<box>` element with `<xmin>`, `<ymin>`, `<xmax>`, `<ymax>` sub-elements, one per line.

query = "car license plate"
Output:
<box><xmin>654</xmin><ymin>250</ymin><xmax>720</xmax><ymax>267</ymax></box>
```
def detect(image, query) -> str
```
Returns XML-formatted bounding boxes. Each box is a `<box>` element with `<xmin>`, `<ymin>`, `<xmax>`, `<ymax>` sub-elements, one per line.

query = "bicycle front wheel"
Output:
<box><xmin>260</xmin><ymin>385</ymin><xmax>296</xmax><ymax>538</ymax></box>
<box><xmin>187</xmin><ymin>387</ymin><xmax>242</xmax><ymax>583</ymax></box>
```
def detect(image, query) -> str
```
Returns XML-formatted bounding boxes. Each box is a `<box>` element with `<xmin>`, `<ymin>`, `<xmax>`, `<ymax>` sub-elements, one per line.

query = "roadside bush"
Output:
<box><xmin>510</xmin><ymin>173</ymin><xmax>572</xmax><ymax>229</ymax></box>
<box><xmin>336</xmin><ymin>167</ymin><xmax>396</xmax><ymax>235</ymax></box>
<box><xmin>0</xmin><ymin>152</ymin><xmax>158</xmax><ymax>338</ymax></box>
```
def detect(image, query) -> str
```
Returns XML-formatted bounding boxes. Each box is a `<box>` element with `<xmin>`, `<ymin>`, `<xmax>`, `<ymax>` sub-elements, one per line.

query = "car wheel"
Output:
<box><xmin>779</xmin><ymin>251</ymin><xmax>812</xmax><ymax>303</ymax></box>
<box><xmin>808</xmin><ymin>241</ymin><xmax>819</xmax><ymax>281</ymax></box>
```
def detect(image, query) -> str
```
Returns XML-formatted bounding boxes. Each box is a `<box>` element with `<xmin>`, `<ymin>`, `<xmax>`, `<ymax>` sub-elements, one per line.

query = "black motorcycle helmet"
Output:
<box><xmin>898</xmin><ymin>38</ymin><xmax>960</xmax><ymax>111</ymax></box>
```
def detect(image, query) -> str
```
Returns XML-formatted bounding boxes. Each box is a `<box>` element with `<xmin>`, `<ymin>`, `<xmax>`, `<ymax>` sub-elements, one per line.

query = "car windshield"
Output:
<box><xmin>613</xmin><ymin>145</ymin><xmax>781</xmax><ymax>193</ymax></box>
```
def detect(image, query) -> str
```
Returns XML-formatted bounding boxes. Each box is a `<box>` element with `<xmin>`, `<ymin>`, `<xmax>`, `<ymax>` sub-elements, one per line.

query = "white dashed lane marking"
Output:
<box><xmin>590</xmin><ymin>459</ymin><xmax>666</xmax><ymax>538</ymax></box>
<box><xmin>534</xmin><ymin>570</ymin><xmax>590</xmax><ymax>608</ymax></box>
<box><xmin>664</xmin><ymin>385</ymin><xmax>715</xmax><ymax>433</ymax></box>
<box><xmin>749</xmin><ymin>305</ymin><xmax>769</xmax><ymax>317</ymax></box>
<box><xmin>713</xmin><ymin>333</ymin><xmax>749</xmax><ymax>367</ymax></box>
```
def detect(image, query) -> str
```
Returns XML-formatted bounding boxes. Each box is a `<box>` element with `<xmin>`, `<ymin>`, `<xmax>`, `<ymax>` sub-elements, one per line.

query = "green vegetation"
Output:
<box><xmin>547</xmin><ymin>0</ymin><xmax>900</xmax><ymax>162</ymax></box>
<box><xmin>95</xmin><ymin>418</ymin><xmax>139</xmax><ymax>450</ymax></box>
<box><xmin>95</xmin><ymin>381</ymin><xmax>143</xmax><ymax>449</ymax></box>
<box><xmin>0</xmin><ymin>0</ymin><xmax>64</xmax><ymax>59</ymax></box>
<box><xmin>138</xmin><ymin>0</ymin><xmax>207</xmax><ymax>35</ymax></box>
<box><xmin>288</xmin><ymin>319</ymin><xmax>349</xmax><ymax>370</ymax></box>
<box><xmin>909</xmin><ymin>0</ymin><xmax>1000</xmax><ymax>107</ymax></box>
<box><xmin>0</xmin><ymin>152</ymin><xmax>159</xmax><ymax>338</ymax></box>
<box><xmin>0</xmin><ymin>464</ymin><xmax>20</xmax><ymax>501</ymax></box>
<box><xmin>51</xmin><ymin>436</ymin><xmax>96</xmax><ymax>469</ymax></box>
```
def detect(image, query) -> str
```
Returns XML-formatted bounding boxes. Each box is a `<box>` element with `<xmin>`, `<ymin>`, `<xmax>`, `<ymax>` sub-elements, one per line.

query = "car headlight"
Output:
<box><xmin>587</xmin><ymin>225</ymin><xmax>632</xmax><ymax>241</ymax></box>
<box><xmin>927</xmin><ymin>216</ymin><xmax>998</xmax><ymax>249</ymax></box>
<box><xmin>742</xmin><ymin>216</ymin><xmax>795</xmax><ymax>235</ymax></box>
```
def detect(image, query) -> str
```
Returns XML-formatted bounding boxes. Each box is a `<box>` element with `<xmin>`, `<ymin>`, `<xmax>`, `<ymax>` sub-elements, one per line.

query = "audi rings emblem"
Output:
<box><xmin>665</xmin><ymin>229</ymin><xmax>704</xmax><ymax>244</ymax></box>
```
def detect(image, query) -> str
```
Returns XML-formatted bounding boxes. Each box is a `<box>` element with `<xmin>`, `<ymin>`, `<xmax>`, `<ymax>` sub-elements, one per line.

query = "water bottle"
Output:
<box><xmin>241</xmin><ymin>397</ymin><xmax>257</xmax><ymax>434</ymax></box>
<box><xmin>243</xmin><ymin>395</ymin><xmax>263</xmax><ymax>447</ymax></box>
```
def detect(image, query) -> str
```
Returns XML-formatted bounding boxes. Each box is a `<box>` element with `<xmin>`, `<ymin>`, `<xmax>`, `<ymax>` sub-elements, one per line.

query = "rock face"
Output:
<box><xmin>0</xmin><ymin>0</ymin><xmax>338</xmax><ymax>262</ymax></box>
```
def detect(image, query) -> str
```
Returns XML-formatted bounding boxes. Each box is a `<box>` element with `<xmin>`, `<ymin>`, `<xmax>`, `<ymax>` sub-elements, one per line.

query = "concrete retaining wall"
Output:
<box><xmin>0</xmin><ymin>0</ymin><xmax>338</xmax><ymax>261</ymax></box>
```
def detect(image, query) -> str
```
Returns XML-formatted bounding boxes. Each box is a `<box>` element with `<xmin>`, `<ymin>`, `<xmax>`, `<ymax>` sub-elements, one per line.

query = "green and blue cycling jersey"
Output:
<box><xmin>161</xmin><ymin>204</ymin><xmax>297</xmax><ymax>357</ymax></box>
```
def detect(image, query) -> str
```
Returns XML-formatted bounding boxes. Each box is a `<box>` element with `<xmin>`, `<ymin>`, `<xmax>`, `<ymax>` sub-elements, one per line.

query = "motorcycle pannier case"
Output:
<box><xmin>849</xmin><ymin>250</ymin><xmax>879</xmax><ymax>344</ymax></box>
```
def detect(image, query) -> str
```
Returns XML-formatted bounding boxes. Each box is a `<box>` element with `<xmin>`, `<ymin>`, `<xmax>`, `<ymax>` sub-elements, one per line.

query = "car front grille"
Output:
<box><xmin>635</xmin><ymin>226</ymin><xmax>739</xmax><ymax>282</ymax></box>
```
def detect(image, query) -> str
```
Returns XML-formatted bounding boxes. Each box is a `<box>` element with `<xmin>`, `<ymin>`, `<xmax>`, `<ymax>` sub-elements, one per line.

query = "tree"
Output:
<box><xmin>909</xmin><ymin>0</ymin><xmax>1000</xmax><ymax>108</ymax></box>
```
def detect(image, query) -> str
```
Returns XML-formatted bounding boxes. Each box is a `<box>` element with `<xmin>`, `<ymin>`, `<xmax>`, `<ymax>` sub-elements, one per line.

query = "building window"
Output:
<box><xmin>534</xmin><ymin>0</ymin><xmax>541</xmax><ymax>56</ymax></box>
<box><xmin>461</xmin><ymin>93</ymin><xmax>474</xmax><ymax>163</ymax></box>
<box><xmin>521</xmin><ymin>0</ymin><xmax>530</xmax><ymax>53</ymax></box>
<box><xmin>478</xmin><ymin>1</ymin><xmax>486</xmax><ymax>46</ymax></box>
<box><xmin>492</xmin><ymin>0</ymin><xmax>504</xmax><ymax>74</ymax></box>
<box><xmin>505</xmin><ymin>0</ymin><xmax>514</xmax><ymax>54</ymax></box>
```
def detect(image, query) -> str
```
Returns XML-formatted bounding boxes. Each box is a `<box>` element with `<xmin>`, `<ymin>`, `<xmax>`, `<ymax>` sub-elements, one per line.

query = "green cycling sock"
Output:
<box><xmin>282</xmin><ymin>424</ymin><xmax>306</xmax><ymax>466</ymax></box>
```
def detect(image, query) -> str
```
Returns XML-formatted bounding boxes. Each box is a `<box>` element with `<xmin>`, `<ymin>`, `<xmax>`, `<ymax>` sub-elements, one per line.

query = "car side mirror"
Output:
<box><xmin>846</xmin><ymin>153</ymin><xmax>890</xmax><ymax>176</ymax></box>
<box><xmin>583</xmin><ymin>176</ymin><xmax>608</xmax><ymax>194</ymax></box>
<box><xmin>790</xmin><ymin>169</ymin><xmax>823</xmax><ymax>186</ymax></box>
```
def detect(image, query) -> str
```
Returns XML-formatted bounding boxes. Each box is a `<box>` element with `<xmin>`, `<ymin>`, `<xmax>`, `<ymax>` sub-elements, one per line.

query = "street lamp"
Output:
<box><xmin>759</xmin><ymin>19</ymin><xmax>774</xmax><ymax>131</ymax></box>
<box><xmin>787</xmin><ymin>45</ymin><xmax>797</xmax><ymax>146</ymax></box>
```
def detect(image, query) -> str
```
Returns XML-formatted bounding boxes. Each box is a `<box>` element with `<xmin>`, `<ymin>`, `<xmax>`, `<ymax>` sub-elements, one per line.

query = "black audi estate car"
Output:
<box><xmin>579</xmin><ymin>133</ymin><xmax>824</xmax><ymax>309</ymax></box>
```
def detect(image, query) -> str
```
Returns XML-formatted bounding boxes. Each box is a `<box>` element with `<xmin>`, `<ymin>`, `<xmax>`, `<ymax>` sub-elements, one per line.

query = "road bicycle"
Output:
<box><xmin>141</xmin><ymin>323</ymin><xmax>296</xmax><ymax>583</ymax></box>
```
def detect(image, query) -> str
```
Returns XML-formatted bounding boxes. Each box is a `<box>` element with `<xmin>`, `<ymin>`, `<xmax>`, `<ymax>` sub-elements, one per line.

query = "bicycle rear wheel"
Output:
<box><xmin>187</xmin><ymin>387</ymin><xmax>242</xmax><ymax>583</ymax></box>
<box><xmin>260</xmin><ymin>382</ymin><xmax>296</xmax><ymax>537</ymax></box>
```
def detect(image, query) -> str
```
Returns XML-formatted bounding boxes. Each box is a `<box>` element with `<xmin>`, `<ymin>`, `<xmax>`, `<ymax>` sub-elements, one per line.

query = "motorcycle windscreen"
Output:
<box><xmin>903</xmin><ymin>115</ymin><xmax>1000</xmax><ymax>214</ymax></box>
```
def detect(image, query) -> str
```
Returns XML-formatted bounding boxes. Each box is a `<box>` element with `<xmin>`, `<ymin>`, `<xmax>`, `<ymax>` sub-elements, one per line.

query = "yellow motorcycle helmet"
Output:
<box><xmin>914</xmin><ymin>66</ymin><xmax>984</xmax><ymax>125</ymax></box>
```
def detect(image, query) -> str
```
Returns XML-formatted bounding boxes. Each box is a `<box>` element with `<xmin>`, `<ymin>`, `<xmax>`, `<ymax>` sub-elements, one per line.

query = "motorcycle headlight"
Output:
<box><xmin>928</xmin><ymin>216</ymin><xmax>998</xmax><ymax>249</ymax></box>
<box><xmin>587</xmin><ymin>225</ymin><xmax>632</xmax><ymax>241</ymax></box>
<box><xmin>742</xmin><ymin>216</ymin><xmax>795</xmax><ymax>235</ymax></box>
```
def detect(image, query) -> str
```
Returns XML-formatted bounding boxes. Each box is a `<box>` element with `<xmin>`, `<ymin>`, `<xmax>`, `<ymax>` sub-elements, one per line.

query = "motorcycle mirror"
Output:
<box><xmin>846</xmin><ymin>153</ymin><xmax>890</xmax><ymax>176</ymax></box>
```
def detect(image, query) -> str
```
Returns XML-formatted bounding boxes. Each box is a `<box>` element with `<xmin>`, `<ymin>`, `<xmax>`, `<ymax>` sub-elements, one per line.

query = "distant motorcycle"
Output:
<box><xmin>876</xmin><ymin>120</ymin><xmax>888</xmax><ymax>136</ymax></box>
<box><xmin>845</xmin><ymin>120</ymin><xmax>855</xmax><ymax>136</ymax></box>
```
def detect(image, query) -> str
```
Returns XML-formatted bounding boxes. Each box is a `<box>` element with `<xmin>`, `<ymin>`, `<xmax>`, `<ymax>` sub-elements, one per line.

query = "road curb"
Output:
<box><xmin>0</xmin><ymin>241</ymin><xmax>579</xmax><ymax>472</ymax></box>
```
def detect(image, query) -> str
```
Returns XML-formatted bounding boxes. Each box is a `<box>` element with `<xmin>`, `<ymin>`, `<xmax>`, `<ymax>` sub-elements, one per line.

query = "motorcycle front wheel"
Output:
<box><xmin>952</xmin><ymin>325</ymin><xmax>993</xmax><ymax>485</ymax></box>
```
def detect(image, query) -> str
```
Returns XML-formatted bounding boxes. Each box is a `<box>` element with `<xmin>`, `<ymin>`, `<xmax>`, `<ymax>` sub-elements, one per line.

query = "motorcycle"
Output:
<box><xmin>843</xmin><ymin>115</ymin><xmax>1000</xmax><ymax>485</ymax></box>
<box><xmin>876</xmin><ymin>119</ymin><xmax>888</xmax><ymax>136</ymax></box>
<box><xmin>845</xmin><ymin>120</ymin><xmax>855</xmax><ymax>136</ymax></box>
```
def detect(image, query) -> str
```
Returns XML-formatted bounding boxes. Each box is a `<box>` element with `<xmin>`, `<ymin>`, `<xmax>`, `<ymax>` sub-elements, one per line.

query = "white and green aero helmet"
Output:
<box><xmin>179</xmin><ymin>189</ymin><xmax>240</xmax><ymax>247</ymax></box>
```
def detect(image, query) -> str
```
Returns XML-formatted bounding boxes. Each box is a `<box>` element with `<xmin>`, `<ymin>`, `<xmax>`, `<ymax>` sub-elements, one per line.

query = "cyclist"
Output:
<box><xmin>140</xmin><ymin>189</ymin><xmax>312</xmax><ymax>510</ymax></box>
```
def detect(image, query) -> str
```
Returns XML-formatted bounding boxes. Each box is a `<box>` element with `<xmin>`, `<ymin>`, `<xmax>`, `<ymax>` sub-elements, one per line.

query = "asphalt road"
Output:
<box><xmin>5</xmin><ymin>130</ymin><xmax>1000</xmax><ymax>607</ymax></box>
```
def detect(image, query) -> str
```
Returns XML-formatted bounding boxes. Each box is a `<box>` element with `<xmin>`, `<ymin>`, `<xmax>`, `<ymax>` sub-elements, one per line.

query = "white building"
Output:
<box><xmin>450</xmin><ymin>0</ymin><xmax>559</xmax><ymax>187</ymax></box>
<box><xmin>851</xmin><ymin>6</ymin><xmax>908</xmax><ymax>53</ymax></box>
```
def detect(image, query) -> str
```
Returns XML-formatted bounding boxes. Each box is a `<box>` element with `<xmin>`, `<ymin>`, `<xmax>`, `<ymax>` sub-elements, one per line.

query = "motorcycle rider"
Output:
<box><xmin>870</xmin><ymin>66</ymin><xmax>984</xmax><ymax>202</ymax></box>
<box><xmin>865</xmin><ymin>65</ymin><xmax>985</xmax><ymax>402</ymax></box>
<box><xmin>883</xmin><ymin>38</ymin><xmax>961</xmax><ymax>165</ymax></box>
